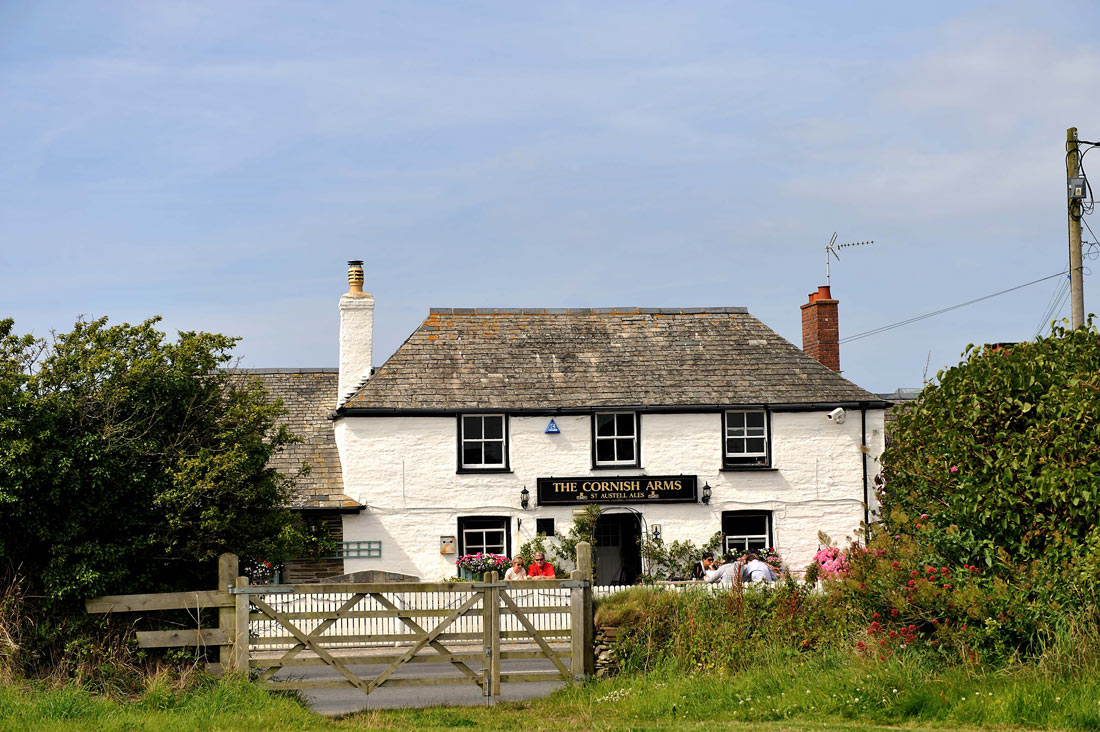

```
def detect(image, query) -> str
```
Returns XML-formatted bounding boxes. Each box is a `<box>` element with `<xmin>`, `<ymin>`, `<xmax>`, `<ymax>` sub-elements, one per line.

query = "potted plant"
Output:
<box><xmin>455</xmin><ymin>552</ymin><xmax>508</xmax><ymax>580</ymax></box>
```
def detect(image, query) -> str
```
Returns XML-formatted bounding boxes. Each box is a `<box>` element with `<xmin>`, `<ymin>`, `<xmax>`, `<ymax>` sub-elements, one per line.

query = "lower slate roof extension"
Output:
<box><xmin>228</xmin><ymin>369</ymin><xmax>361</xmax><ymax>512</ymax></box>
<box><xmin>341</xmin><ymin>308</ymin><xmax>884</xmax><ymax>412</ymax></box>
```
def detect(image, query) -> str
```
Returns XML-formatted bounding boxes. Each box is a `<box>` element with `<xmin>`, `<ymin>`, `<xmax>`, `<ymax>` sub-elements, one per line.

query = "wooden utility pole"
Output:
<box><xmin>1068</xmin><ymin>127</ymin><xmax>1085</xmax><ymax>328</ymax></box>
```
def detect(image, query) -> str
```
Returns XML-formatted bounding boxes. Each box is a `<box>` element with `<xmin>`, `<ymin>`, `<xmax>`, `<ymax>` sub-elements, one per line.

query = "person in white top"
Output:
<box><xmin>705</xmin><ymin>554</ymin><xmax>744</xmax><ymax>584</ymax></box>
<box><xmin>741</xmin><ymin>553</ymin><xmax>778</xmax><ymax>583</ymax></box>
<box><xmin>504</xmin><ymin>556</ymin><xmax>527</xmax><ymax>581</ymax></box>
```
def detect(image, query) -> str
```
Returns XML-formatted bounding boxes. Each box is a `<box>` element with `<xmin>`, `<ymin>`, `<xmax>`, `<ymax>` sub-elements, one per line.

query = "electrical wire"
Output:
<box><xmin>839</xmin><ymin>270</ymin><xmax>1070</xmax><ymax>344</ymax></box>
<box><xmin>1033</xmin><ymin>275</ymin><xmax>1071</xmax><ymax>338</ymax></box>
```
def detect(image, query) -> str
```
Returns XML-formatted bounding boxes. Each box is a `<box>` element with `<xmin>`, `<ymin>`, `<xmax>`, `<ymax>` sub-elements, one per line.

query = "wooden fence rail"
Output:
<box><xmin>84</xmin><ymin>543</ymin><xmax>596</xmax><ymax>697</ymax></box>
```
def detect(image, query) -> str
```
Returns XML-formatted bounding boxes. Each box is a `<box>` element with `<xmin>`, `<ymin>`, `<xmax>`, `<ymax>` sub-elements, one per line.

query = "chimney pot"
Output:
<box><xmin>347</xmin><ymin>260</ymin><xmax>365</xmax><ymax>295</ymax></box>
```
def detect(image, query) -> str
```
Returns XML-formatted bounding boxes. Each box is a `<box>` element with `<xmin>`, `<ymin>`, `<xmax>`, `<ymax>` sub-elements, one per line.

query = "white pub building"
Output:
<box><xmin>330</xmin><ymin>261</ymin><xmax>887</xmax><ymax>584</ymax></box>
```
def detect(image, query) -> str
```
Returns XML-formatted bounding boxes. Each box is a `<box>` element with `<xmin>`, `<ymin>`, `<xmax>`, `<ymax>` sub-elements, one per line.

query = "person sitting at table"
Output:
<box><xmin>742</xmin><ymin>553</ymin><xmax>778</xmax><ymax>583</ymax></box>
<box><xmin>504</xmin><ymin>555</ymin><xmax>527</xmax><ymax>580</ymax></box>
<box><xmin>527</xmin><ymin>552</ymin><xmax>556</xmax><ymax>578</ymax></box>
<box><xmin>705</xmin><ymin>554</ymin><xmax>743</xmax><ymax>584</ymax></box>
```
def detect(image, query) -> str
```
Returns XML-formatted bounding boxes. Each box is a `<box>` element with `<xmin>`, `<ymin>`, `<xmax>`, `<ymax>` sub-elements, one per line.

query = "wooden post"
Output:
<box><xmin>229</xmin><ymin>576</ymin><xmax>249</xmax><ymax>672</ymax></box>
<box><xmin>217</xmin><ymin>553</ymin><xmax>238</xmax><ymax>673</ymax></box>
<box><xmin>1068</xmin><ymin>127</ymin><xmax>1085</xmax><ymax>328</ymax></box>
<box><xmin>570</xmin><ymin>569</ymin><xmax>585</xmax><ymax>679</ymax></box>
<box><xmin>488</xmin><ymin>570</ymin><xmax>501</xmax><ymax>696</ymax></box>
<box><xmin>575</xmin><ymin>541</ymin><xmax>594</xmax><ymax>676</ymax></box>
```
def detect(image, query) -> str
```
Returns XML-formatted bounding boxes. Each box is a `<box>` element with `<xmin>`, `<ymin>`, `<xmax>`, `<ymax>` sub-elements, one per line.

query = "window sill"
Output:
<box><xmin>720</xmin><ymin>466</ymin><xmax>778</xmax><ymax>472</ymax></box>
<box><xmin>590</xmin><ymin>463</ymin><xmax>643</xmax><ymax>471</ymax></box>
<box><xmin>457</xmin><ymin>468</ymin><xmax>513</xmax><ymax>474</ymax></box>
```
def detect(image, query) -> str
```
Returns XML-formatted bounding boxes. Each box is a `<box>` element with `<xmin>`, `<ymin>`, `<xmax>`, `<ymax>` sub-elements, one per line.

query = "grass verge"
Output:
<box><xmin>4</xmin><ymin>653</ymin><xmax>1100</xmax><ymax>731</ymax></box>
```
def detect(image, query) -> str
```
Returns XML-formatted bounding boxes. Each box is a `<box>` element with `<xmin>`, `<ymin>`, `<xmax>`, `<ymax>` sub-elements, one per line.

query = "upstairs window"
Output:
<box><xmin>593</xmin><ymin>412</ymin><xmax>639</xmax><ymax>467</ymax></box>
<box><xmin>724</xmin><ymin>410</ymin><xmax>769</xmax><ymax>467</ymax></box>
<box><xmin>460</xmin><ymin>415</ymin><xmax>508</xmax><ymax>470</ymax></box>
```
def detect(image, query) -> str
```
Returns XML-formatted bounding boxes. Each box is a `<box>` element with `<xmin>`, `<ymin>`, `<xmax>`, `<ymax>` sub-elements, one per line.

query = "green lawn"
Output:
<box><xmin>2</xmin><ymin>658</ymin><xmax>1099</xmax><ymax>732</ymax></box>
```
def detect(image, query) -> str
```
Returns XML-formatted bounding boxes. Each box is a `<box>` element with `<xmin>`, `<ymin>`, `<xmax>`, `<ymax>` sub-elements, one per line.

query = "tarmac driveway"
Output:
<box><xmin>261</xmin><ymin>646</ymin><xmax>570</xmax><ymax>715</ymax></box>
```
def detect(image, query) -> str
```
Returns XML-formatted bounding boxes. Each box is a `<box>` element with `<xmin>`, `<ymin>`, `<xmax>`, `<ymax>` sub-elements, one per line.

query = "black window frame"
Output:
<box><xmin>722</xmin><ymin>408</ymin><xmax>771</xmax><ymax>469</ymax></box>
<box><xmin>591</xmin><ymin>411</ymin><xmax>641</xmax><ymax>469</ymax></box>
<box><xmin>721</xmin><ymin>510</ymin><xmax>773</xmax><ymax>554</ymax></box>
<box><xmin>535</xmin><ymin>518</ymin><xmax>556</xmax><ymax>537</ymax></box>
<box><xmin>457</xmin><ymin>414</ymin><xmax>511</xmax><ymax>473</ymax></box>
<box><xmin>457</xmin><ymin>515</ymin><xmax>511</xmax><ymax>558</ymax></box>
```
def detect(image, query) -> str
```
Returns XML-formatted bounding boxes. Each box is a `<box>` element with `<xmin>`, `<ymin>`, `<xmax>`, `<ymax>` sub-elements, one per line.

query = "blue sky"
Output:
<box><xmin>3</xmin><ymin>1</ymin><xmax>1099</xmax><ymax>393</ymax></box>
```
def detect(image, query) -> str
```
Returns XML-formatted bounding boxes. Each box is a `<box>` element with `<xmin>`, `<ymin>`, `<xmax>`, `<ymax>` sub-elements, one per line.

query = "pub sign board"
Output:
<box><xmin>536</xmin><ymin>475</ymin><xmax>698</xmax><ymax>505</ymax></box>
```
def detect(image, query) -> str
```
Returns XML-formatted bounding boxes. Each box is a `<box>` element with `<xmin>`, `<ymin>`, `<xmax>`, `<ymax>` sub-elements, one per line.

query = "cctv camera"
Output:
<box><xmin>827</xmin><ymin>407</ymin><xmax>846</xmax><ymax>424</ymax></box>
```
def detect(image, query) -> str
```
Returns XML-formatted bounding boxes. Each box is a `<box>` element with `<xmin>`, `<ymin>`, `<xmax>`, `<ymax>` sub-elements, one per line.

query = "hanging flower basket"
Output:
<box><xmin>455</xmin><ymin>552</ymin><xmax>508</xmax><ymax>580</ymax></box>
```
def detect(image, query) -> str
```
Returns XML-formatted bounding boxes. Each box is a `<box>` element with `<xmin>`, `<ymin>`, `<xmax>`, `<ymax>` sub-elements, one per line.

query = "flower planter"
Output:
<box><xmin>458</xmin><ymin>568</ymin><xmax>482</xmax><ymax>581</ymax></box>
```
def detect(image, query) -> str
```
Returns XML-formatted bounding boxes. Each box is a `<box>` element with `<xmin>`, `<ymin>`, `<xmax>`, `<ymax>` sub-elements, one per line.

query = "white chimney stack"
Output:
<box><xmin>338</xmin><ymin>259</ymin><xmax>374</xmax><ymax>406</ymax></box>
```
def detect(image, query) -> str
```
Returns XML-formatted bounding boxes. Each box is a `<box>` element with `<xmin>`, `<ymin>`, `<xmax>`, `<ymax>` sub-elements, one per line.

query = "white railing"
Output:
<box><xmin>250</xmin><ymin>584</ymin><xmax>573</xmax><ymax>650</ymax></box>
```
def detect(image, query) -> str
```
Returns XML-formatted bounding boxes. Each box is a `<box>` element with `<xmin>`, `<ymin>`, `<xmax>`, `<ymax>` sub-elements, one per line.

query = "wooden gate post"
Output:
<box><xmin>217</xmin><ymin>553</ymin><xmax>239</xmax><ymax>673</ymax></box>
<box><xmin>231</xmin><ymin>575</ymin><xmax>250</xmax><ymax>672</ymax></box>
<box><xmin>481</xmin><ymin>570</ymin><xmax>502</xmax><ymax>696</ymax></box>
<box><xmin>574</xmin><ymin>541</ymin><xmax>594</xmax><ymax>677</ymax></box>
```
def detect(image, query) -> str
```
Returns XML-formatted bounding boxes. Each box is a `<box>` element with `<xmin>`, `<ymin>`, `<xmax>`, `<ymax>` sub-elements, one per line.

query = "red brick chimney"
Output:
<box><xmin>801</xmin><ymin>285</ymin><xmax>840</xmax><ymax>371</ymax></box>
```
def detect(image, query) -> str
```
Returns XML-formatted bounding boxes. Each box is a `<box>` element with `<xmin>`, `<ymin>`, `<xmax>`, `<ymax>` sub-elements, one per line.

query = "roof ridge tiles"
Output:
<box><xmin>426</xmin><ymin>307</ymin><xmax>749</xmax><ymax>315</ymax></box>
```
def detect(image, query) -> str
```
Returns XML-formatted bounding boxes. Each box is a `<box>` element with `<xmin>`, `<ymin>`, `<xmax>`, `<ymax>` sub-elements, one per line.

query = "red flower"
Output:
<box><xmin>910</xmin><ymin>570</ymin><xmax>919</xmax><ymax>578</ymax></box>
<box><xmin>891</xmin><ymin>561</ymin><xmax>901</xmax><ymax>569</ymax></box>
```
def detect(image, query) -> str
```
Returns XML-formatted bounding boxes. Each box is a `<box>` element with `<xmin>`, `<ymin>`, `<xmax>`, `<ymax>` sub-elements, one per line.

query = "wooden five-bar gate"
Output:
<box><xmin>86</xmin><ymin>543</ymin><xmax>595</xmax><ymax>698</ymax></box>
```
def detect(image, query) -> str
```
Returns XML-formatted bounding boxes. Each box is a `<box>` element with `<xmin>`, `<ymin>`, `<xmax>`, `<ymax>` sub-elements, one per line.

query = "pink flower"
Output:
<box><xmin>950</xmin><ymin>466</ymin><xmax>958</xmax><ymax>473</ymax></box>
<box><xmin>920</xmin><ymin>513</ymin><xmax>929</xmax><ymax>519</ymax></box>
<box><xmin>915</xmin><ymin>523</ymin><xmax>923</xmax><ymax>529</ymax></box>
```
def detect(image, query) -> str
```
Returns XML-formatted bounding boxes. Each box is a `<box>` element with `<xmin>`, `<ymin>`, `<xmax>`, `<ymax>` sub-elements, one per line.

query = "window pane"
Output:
<box><xmin>746</xmin><ymin>438</ymin><xmax>766</xmax><ymax>454</ymax></box>
<box><xmin>726</xmin><ymin>437</ymin><xmax>740</xmax><ymax>454</ymax></box>
<box><xmin>596</xmin><ymin>439</ymin><xmax>615</xmax><ymax>462</ymax></box>
<box><xmin>463</xmin><ymin>443</ymin><xmax>482</xmax><ymax>466</ymax></box>
<box><xmin>463</xmin><ymin>416</ymin><xmax>482</xmax><ymax>439</ymax></box>
<box><xmin>484</xmin><ymin>530</ymin><xmax>505</xmax><ymax>554</ymax></box>
<box><xmin>725</xmin><ymin>514</ymin><xmax>765</xmax><ymax>536</ymax></box>
<box><xmin>728</xmin><ymin>412</ymin><xmax>745</xmax><ymax>429</ymax></box>
<box><xmin>616</xmin><ymin>438</ymin><xmax>635</xmax><ymax>461</ymax></box>
<box><xmin>747</xmin><ymin>538</ymin><xmax>767</xmax><ymax>552</ymax></box>
<box><xmin>483</xmin><ymin>441</ymin><xmax>504</xmax><ymax>465</ymax></box>
<box><xmin>616</xmin><ymin>413</ymin><xmax>634</xmax><ymax>436</ymax></box>
<box><xmin>596</xmin><ymin>414</ymin><xmax>615</xmax><ymax>436</ymax></box>
<box><xmin>746</xmin><ymin>411</ymin><xmax>765</xmax><ymax>429</ymax></box>
<box><xmin>483</xmin><ymin>416</ymin><xmax>503</xmax><ymax>439</ymax></box>
<box><xmin>727</xmin><ymin>422</ymin><xmax>746</xmax><ymax>438</ymax></box>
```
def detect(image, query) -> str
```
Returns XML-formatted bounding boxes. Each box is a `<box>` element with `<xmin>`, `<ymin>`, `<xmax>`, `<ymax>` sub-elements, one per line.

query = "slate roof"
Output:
<box><xmin>229</xmin><ymin>369</ymin><xmax>360</xmax><ymax>511</ymax></box>
<box><xmin>342</xmin><ymin>308</ymin><xmax>883</xmax><ymax>411</ymax></box>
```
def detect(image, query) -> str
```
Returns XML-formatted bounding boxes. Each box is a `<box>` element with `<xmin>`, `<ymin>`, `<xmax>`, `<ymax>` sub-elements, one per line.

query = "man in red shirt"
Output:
<box><xmin>527</xmin><ymin>552</ymin><xmax>556</xmax><ymax>578</ymax></box>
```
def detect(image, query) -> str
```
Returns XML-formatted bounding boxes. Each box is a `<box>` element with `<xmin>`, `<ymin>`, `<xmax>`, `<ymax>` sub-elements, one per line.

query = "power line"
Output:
<box><xmin>840</xmin><ymin>270</ymin><xmax>1071</xmax><ymax>344</ymax></box>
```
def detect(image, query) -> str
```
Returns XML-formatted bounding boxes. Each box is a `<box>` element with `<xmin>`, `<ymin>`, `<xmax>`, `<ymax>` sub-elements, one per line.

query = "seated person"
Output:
<box><xmin>742</xmin><ymin>553</ymin><xmax>778</xmax><ymax>583</ymax></box>
<box><xmin>504</xmin><ymin>555</ymin><xmax>527</xmax><ymax>581</ymax></box>
<box><xmin>527</xmin><ymin>552</ymin><xmax>556</xmax><ymax>578</ymax></box>
<box><xmin>705</xmin><ymin>554</ymin><xmax>743</xmax><ymax>584</ymax></box>
<box><xmin>690</xmin><ymin>552</ymin><xmax>716</xmax><ymax>580</ymax></box>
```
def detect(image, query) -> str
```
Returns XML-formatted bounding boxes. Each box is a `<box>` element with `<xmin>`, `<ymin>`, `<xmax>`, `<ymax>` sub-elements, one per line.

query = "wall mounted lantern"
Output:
<box><xmin>520</xmin><ymin>485</ymin><xmax>530</xmax><ymax>510</ymax></box>
<box><xmin>701</xmin><ymin>482</ymin><xmax>712</xmax><ymax>505</ymax></box>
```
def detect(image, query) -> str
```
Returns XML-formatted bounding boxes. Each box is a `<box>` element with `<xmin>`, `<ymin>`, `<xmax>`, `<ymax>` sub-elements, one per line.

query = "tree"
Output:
<box><xmin>879</xmin><ymin>321</ymin><xmax>1100</xmax><ymax>569</ymax></box>
<box><xmin>0</xmin><ymin>316</ymin><xmax>303</xmax><ymax>609</ymax></box>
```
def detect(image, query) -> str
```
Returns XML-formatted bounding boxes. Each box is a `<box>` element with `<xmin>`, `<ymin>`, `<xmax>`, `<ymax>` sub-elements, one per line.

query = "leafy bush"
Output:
<box><xmin>879</xmin><ymin>322</ymin><xmax>1100</xmax><ymax>569</ymax></box>
<box><xmin>639</xmin><ymin>531</ymin><xmax>723</xmax><ymax>581</ymax></box>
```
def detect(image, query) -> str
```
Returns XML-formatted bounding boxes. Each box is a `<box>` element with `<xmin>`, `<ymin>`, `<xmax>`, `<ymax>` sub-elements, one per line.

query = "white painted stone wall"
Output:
<box><xmin>335</xmin><ymin>409</ymin><xmax>886</xmax><ymax>581</ymax></box>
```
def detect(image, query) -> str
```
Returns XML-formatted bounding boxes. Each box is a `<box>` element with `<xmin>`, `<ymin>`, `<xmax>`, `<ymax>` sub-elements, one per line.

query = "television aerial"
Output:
<box><xmin>825</xmin><ymin>232</ymin><xmax>874</xmax><ymax>285</ymax></box>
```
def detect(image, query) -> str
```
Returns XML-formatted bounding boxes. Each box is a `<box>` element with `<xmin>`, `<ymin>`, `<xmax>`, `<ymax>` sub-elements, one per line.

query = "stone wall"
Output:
<box><xmin>594</xmin><ymin>625</ymin><xmax>621</xmax><ymax>678</ymax></box>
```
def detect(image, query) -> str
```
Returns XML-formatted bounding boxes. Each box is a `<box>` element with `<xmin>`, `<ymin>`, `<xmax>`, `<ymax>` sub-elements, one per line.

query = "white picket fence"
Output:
<box><xmin>248</xmin><ymin>581</ymin><xmax>782</xmax><ymax>650</ymax></box>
